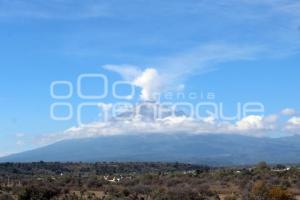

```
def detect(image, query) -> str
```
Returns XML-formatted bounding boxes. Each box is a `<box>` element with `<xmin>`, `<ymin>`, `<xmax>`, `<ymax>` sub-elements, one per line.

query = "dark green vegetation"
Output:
<box><xmin>0</xmin><ymin>162</ymin><xmax>300</xmax><ymax>200</ymax></box>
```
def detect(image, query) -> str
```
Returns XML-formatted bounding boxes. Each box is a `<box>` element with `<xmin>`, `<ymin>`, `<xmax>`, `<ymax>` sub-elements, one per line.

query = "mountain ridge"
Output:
<box><xmin>1</xmin><ymin>134</ymin><xmax>300</xmax><ymax>166</ymax></box>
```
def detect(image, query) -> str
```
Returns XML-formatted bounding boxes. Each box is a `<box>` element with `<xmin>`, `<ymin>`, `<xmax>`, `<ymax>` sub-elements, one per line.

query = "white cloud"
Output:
<box><xmin>0</xmin><ymin>152</ymin><xmax>11</xmax><ymax>158</ymax></box>
<box><xmin>234</xmin><ymin>115</ymin><xmax>278</xmax><ymax>135</ymax></box>
<box><xmin>153</xmin><ymin>44</ymin><xmax>264</xmax><ymax>90</ymax></box>
<box><xmin>281</xmin><ymin>108</ymin><xmax>297</xmax><ymax>116</ymax></box>
<box><xmin>98</xmin><ymin>103</ymin><xmax>113</xmax><ymax>111</ymax></box>
<box><xmin>133</xmin><ymin>68</ymin><xmax>162</xmax><ymax>100</ymax></box>
<box><xmin>39</xmin><ymin>110</ymin><xmax>282</xmax><ymax>145</ymax></box>
<box><xmin>288</xmin><ymin>117</ymin><xmax>300</xmax><ymax>125</ymax></box>
<box><xmin>103</xmin><ymin>64</ymin><xmax>142</xmax><ymax>81</ymax></box>
<box><xmin>104</xmin><ymin>43</ymin><xmax>263</xmax><ymax>101</ymax></box>
<box><xmin>103</xmin><ymin>66</ymin><xmax>163</xmax><ymax>101</ymax></box>
<box><xmin>236</xmin><ymin>115</ymin><xmax>264</xmax><ymax>131</ymax></box>
<box><xmin>285</xmin><ymin>117</ymin><xmax>300</xmax><ymax>132</ymax></box>
<box><xmin>264</xmin><ymin>114</ymin><xmax>279</xmax><ymax>123</ymax></box>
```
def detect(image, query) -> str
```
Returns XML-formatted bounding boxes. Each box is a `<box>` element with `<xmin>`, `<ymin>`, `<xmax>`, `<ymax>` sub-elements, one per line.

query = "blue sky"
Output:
<box><xmin>0</xmin><ymin>0</ymin><xmax>300</xmax><ymax>156</ymax></box>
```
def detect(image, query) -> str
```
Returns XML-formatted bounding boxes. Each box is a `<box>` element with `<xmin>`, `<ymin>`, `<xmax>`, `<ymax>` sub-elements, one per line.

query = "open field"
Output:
<box><xmin>0</xmin><ymin>162</ymin><xmax>299</xmax><ymax>199</ymax></box>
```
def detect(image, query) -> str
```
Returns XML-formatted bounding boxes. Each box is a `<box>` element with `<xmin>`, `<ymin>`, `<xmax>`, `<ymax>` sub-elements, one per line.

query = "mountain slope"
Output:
<box><xmin>1</xmin><ymin>134</ymin><xmax>300</xmax><ymax>166</ymax></box>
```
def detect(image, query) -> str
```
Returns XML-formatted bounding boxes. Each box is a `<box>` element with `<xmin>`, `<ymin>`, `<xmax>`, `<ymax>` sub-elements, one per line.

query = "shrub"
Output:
<box><xmin>268</xmin><ymin>186</ymin><xmax>294</xmax><ymax>200</ymax></box>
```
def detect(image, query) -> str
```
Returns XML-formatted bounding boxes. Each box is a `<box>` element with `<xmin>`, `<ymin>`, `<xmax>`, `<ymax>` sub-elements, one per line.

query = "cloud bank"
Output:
<box><xmin>39</xmin><ymin>106</ymin><xmax>300</xmax><ymax>145</ymax></box>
